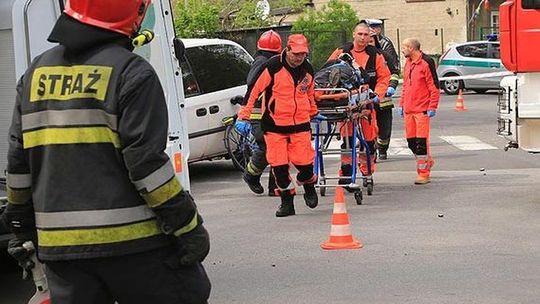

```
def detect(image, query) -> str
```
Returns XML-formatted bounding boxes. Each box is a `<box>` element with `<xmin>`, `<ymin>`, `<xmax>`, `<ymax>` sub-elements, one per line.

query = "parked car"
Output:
<box><xmin>437</xmin><ymin>40</ymin><xmax>507</xmax><ymax>95</ymax></box>
<box><xmin>180</xmin><ymin>39</ymin><xmax>253</xmax><ymax>163</ymax></box>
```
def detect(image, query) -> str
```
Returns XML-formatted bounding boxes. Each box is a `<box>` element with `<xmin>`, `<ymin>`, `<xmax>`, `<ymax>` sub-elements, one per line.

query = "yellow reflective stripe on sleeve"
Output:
<box><xmin>30</xmin><ymin>65</ymin><xmax>112</xmax><ymax>102</ymax></box>
<box><xmin>23</xmin><ymin>127</ymin><xmax>120</xmax><ymax>149</ymax></box>
<box><xmin>6</xmin><ymin>186</ymin><xmax>32</xmax><ymax>205</ymax></box>
<box><xmin>390</xmin><ymin>74</ymin><xmax>400</xmax><ymax>81</ymax></box>
<box><xmin>249</xmin><ymin>113</ymin><xmax>262</xmax><ymax>120</ymax></box>
<box><xmin>141</xmin><ymin>177</ymin><xmax>182</xmax><ymax>208</ymax></box>
<box><xmin>173</xmin><ymin>213</ymin><xmax>199</xmax><ymax>237</ymax></box>
<box><xmin>37</xmin><ymin>219</ymin><xmax>161</xmax><ymax>247</ymax></box>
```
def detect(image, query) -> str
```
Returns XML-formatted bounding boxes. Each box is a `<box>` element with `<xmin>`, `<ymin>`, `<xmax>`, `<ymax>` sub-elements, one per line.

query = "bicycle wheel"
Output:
<box><xmin>224</xmin><ymin>124</ymin><xmax>253</xmax><ymax>171</ymax></box>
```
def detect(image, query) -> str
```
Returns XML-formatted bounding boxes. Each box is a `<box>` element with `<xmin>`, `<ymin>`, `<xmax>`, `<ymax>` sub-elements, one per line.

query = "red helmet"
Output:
<box><xmin>257</xmin><ymin>30</ymin><xmax>282</xmax><ymax>53</ymax></box>
<box><xmin>65</xmin><ymin>0</ymin><xmax>151</xmax><ymax>36</ymax></box>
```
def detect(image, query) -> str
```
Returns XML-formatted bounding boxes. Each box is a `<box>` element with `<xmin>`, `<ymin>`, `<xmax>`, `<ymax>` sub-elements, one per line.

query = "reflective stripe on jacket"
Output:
<box><xmin>7</xmin><ymin>44</ymin><xmax>182</xmax><ymax>260</ymax></box>
<box><xmin>239</xmin><ymin>52</ymin><xmax>317</xmax><ymax>134</ymax></box>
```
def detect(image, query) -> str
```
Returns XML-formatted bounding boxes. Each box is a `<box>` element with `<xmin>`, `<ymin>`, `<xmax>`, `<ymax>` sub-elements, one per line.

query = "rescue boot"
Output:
<box><xmin>378</xmin><ymin>146</ymin><xmax>388</xmax><ymax>160</ymax></box>
<box><xmin>303</xmin><ymin>184</ymin><xmax>318</xmax><ymax>209</ymax></box>
<box><xmin>276</xmin><ymin>191</ymin><xmax>295</xmax><ymax>217</ymax></box>
<box><xmin>267</xmin><ymin>172</ymin><xmax>278</xmax><ymax>197</ymax></box>
<box><xmin>242</xmin><ymin>172</ymin><xmax>264</xmax><ymax>194</ymax></box>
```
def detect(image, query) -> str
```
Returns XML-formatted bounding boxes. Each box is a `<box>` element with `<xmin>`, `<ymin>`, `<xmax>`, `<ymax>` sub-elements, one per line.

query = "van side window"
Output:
<box><xmin>523</xmin><ymin>0</ymin><xmax>540</xmax><ymax>9</ymax></box>
<box><xmin>186</xmin><ymin>44</ymin><xmax>253</xmax><ymax>94</ymax></box>
<box><xmin>456</xmin><ymin>43</ymin><xmax>488</xmax><ymax>59</ymax></box>
<box><xmin>180</xmin><ymin>58</ymin><xmax>201</xmax><ymax>97</ymax></box>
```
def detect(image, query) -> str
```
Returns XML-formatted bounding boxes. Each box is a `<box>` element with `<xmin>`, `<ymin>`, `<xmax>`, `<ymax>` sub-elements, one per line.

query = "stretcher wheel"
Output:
<box><xmin>354</xmin><ymin>191</ymin><xmax>363</xmax><ymax>205</ymax></box>
<box><xmin>367</xmin><ymin>183</ymin><xmax>373</xmax><ymax>196</ymax></box>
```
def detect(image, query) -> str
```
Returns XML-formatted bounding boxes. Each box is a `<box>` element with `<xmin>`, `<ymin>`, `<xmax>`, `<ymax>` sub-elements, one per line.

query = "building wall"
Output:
<box><xmin>311</xmin><ymin>0</ymin><xmax>469</xmax><ymax>57</ymax></box>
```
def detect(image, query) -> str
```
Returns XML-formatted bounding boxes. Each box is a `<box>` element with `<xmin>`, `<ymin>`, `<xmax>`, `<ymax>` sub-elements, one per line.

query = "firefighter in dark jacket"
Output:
<box><xmin>236</xmin><ymin>34</ymin><xmax>319</xmax><ymax>217</ymax></box>
<box><xmin>237</xmin><ymin>30</ymin><xmax>281</xmax><ymax>196</ymax></box>
<box><xmin>368</xmin><ymin>26</ymin><xmax>400</xmax><ymax>160</ymax></box>
<box><xmin>2</xmin><ymin>1</ymin><xmax>211</xmax><ymax>303</ymax></box>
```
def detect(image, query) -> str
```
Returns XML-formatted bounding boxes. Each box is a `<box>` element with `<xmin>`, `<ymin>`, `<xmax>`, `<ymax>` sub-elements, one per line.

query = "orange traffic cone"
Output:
<box><xmin>320</xmin><ymin>187</ymin><xmax>363</xmax><ymax>250</ymax></box>
<box><xmin>454</xmin><ymin>89</ymin><xmax>467</xmax><ymax>111</ymax></box>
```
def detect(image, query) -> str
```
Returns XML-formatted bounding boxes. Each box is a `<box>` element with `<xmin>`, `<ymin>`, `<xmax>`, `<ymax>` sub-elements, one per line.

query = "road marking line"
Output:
<box><xmin>439</xmin><ymin>135</ymin><xmax>498</xmax><ymax>150</ymax></box>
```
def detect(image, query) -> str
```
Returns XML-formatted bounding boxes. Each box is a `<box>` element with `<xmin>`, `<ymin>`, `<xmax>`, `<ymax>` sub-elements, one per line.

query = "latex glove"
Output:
<box><xmin>398</xmin><ymin>107</ymin><xmax>404</xmax><ymax>118</ymax></box>
<box><xmin>7</xmin><ymin>238</ymin><xmax>35</xmax><ymax>280</ymax></box>
<box><xmin>311</xmin><ymin>114</ymin><xmax>327</xmax><ymax>122</ymax></box>
<box><xmin>386</xmin><ymin>87</ymin><xmax>396</xmax><ymax>97</ymax></box>
<box><xmin>175</xmin><ymin>223</ymin><xmax>210</xmax><ymax>266</ymax></box>
<box><xmin>234</xmin><ymin>120</ymin><xmax>251</xmax><ymax>135</ymax></box>
<box><xmin>371</xmin><ymin>95</ymin><xmax>380</xmax><ymax>104</ymax></box>
<box><xmin>427</xmin><ymin>110</ymin><xmax>436</xmax><ymax>118</ymax></box>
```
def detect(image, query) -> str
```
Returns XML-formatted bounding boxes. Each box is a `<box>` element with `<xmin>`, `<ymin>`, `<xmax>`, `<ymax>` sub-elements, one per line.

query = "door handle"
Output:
<box><xmin>209</xmin><ymin>105</ymin><xmax>219</xmax><ymax>114</ymax></box>
<box><xmin>196</xmin><ymin>108</ymin><xmax>207</xmax><ymax>117</ymax></box>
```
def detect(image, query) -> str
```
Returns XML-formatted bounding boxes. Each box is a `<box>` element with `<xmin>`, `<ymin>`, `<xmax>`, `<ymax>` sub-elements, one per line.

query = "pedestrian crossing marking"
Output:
<box><xmin>387</xmin><ymin>138</ymin><xmax>413</xmax><ymax>156</ymax></box>
<box><xmin>313</xmin><ymin>135</ymin><xmax>497</xmax><ymax>158</ymax></box>
<box><xmin>439</xmin><ymin>136</ymin><xmax>498</xmax><ymax>151</ymax></box>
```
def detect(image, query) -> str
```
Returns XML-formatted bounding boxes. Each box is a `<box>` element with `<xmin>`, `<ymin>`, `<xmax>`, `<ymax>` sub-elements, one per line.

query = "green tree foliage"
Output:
<box><xmin>173</xmin><ymin>0</ymin><xmax>222</xmax><ymax>38</ymax></box>
<box><xmin>173</xmin><ymin>0</ymin><xmax>306</xmax><ymax>37</ymax></box>
<box><xmin>292</xmin><ymin>0</ymin><xmax>359</xmax><ymax>70</ymax></box>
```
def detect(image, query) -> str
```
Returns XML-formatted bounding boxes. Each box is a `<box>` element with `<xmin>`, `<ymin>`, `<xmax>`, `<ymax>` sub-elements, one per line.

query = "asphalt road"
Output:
<box><xmin>1</xmin><ymin>91</ymin><xmax>539</xmax><ymax>303</ymax></box>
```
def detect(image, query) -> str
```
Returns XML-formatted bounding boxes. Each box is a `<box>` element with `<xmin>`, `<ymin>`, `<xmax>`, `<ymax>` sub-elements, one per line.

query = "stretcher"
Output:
<box><xmin>312</xmin><ymin>87</ymin><xmax>375</xmax><ymax>205</ymax></box>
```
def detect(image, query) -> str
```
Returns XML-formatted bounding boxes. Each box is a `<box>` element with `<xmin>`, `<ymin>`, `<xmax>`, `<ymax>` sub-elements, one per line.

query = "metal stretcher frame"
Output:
<box><xmin>312</xmin><ymin>88</ymin><xmax>374</xmax><ymax>205</ymax></box>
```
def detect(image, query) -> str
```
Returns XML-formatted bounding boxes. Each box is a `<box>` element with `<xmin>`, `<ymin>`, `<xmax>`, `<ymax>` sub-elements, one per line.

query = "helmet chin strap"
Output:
<box><xmin>132</xmin><ymin>29</ymin><xmax>155</xmax><ymax>47</ymax></box>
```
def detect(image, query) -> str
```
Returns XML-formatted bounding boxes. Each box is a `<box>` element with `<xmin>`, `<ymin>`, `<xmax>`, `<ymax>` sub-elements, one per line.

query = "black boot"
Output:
<box><xmin>276</xmin><ymin>191</ymin><xmax>295</xmax><ymax>217</ymax></box>
<box><xmin>378</xmin><ymin>146</ymin><xmax>388</xmax><ymax>160</ymax></box>
<box><xmin>243</xmin><ymin>172</ymin><xmax>264</xmax><ymax>194</ymax></box>
<box><xmin>339</xmin><ymin>164</ymin><xmax>354</xmax><ymax>192</ymax></box>
<box><xmin>303</xmin><ymin>184</ymin><xmax>318</xmax><ymax>209</ymax></box>
<box><xmin>267</xmin><ymin>171</ymin><xmax>277</xmax><ymax>197</ymax></box>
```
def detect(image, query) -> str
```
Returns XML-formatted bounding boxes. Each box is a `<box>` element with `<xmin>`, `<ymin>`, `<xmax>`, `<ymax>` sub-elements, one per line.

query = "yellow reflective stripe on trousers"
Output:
<box><xmin>23</xmin><ymin>127</ymin><xmax>120</xmax><ymax>149</ymax></box>
<box><xmin>6</xmin><ymin>186</ymin><xmax>32</xmax><ymax>205</ymax></box>
<box><xmin>141</xmin><ymin>177</ymin><xmax>182</xmax><ymax>208</ymax></box>
<box><xmin>37</xmin><ymin>219</ymin><xmax>161</xmax><ymax>247</ymax></box>
<box><xmin>173</xmin><ymin>213</ymin><xmax>199</xmax><ymax>237</ymax></box>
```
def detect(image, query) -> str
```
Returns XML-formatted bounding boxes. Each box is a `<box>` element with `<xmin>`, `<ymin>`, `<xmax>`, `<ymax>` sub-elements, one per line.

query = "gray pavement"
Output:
<box><xmin>1</xmin><ymin>92</ymin><xmax>539</xmax><ymax>303</ymax></box>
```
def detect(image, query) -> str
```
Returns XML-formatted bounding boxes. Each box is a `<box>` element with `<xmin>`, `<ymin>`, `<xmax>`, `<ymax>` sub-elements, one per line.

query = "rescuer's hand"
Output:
<box><xmin>427</xmin><ymin>110</ymin><xmax>436</xmax><ymax>118</ymax></box>
<box><xmin>7</xmin><ymin>238</ymin><xmax>35</xmax><ymax>280</ymax></box>
<box><xmin>176</xmin><ymin>223</ymin><xmax>210</xmax><ymax>266</ymax></box>
<box><xmin>234</xmin><ymin>120</ymin><xmax>251</xmax><ymax>135</ymax></box>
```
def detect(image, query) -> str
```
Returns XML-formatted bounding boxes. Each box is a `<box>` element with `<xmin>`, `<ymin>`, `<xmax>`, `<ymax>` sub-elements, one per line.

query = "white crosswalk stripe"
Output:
<box><xmin>313</xmin><ymin>135</ymin><xmax>497</xmax><ymax>158</ymax></box>
<box><xmin>439</xmin><ymin>135</ymin><xmax>498</xmax><ymax>151</ymax></box>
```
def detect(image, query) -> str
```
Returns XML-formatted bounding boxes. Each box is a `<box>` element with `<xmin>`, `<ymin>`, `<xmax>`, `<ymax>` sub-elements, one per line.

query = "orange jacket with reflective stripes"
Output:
<box><xmin>328</xmin><ymin>45</ymin><xmax>390</xmax><ymax>100</ymax></box>
<box><xmin>239</xmin><ymin>52</ymin><xmax>317</xmax><ymax>134</ymax></box>
<box><xmin>399</xmin><ymin>53</ymin><xmax>440</xmax><ymax>113</ymax></box>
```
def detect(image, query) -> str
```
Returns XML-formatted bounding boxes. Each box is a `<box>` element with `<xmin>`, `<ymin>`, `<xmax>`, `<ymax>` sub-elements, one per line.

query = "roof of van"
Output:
<box><xmin>181</xmin><ymin>38</ymin><xmax>241</xmax><ymax>48</ymax></box>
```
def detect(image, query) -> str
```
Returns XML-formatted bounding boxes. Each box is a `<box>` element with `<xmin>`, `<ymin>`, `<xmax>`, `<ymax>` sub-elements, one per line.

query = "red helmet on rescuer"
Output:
<box><xmin>257</xmin><ymin>30</ymin><xmax>282</xmax><ymax>53</ymax></box>
<box><xmin>64</xmin><ymin>0</ymin><xmax>151</xmax><ymax>36</ymax></box>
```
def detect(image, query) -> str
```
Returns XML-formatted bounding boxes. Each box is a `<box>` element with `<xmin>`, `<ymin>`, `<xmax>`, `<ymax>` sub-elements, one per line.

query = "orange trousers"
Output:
<box><xmin>404</xmin><ymin>112</ymin><xmax>433</xmax><ymax>177</ymax></box>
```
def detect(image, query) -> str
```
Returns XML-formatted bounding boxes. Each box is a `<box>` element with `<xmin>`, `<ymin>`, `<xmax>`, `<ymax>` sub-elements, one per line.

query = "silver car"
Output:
<box><xmin>437</xmin><ymin>41</ymin><xmax>507</xmax><ymax>95</ymax></box>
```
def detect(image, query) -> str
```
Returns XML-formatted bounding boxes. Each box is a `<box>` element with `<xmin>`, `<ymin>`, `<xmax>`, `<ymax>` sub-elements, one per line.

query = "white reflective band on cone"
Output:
<box><xmin>330</xmin><ymin>225</ymin><xmax>352</xmax><ymax>236</ymax></box>
<box><xmin>333</xmin><ymin>202</ymin><xmax>347</xmax><ymax>214</ymax></box>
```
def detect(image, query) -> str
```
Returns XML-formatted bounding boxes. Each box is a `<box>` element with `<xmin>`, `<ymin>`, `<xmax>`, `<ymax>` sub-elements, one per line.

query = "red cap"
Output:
<box><xmin>287</xmin><ymin>34</ymin><xmax>309</xmax><ymax>54</ymax></box>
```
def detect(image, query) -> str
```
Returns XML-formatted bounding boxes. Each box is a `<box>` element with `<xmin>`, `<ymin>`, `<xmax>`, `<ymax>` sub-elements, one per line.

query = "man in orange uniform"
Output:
<box><xmin>399</xmin><ymin>38</ymin><xmax>440</xmax><ymax>184</ymax></box>
<box><xmin>236</xmin><ymin>34</ymin><xmax>319</xmax><ymax>217</ymax></box>
<box><xmin>327</xmin><ymin>21</ymin><xmax>390</xmax><ymax>185</ymax></box>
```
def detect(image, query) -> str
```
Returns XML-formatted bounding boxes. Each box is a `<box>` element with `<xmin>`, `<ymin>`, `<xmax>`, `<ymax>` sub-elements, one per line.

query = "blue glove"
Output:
<box><xmin>427</xmin><ymin>110</ymin><xmax>436</xmax><ymax>118</ymax></box>
<box><xmin>371</xmin><ymin>95</ymin><xmax>380</xmax><ymax>103</ymax></box>
<box><xmin>311</xmin><ymin>114</ymin><xmax>327</xmax><ymax>122</ymax></box>
<box><xmin>386</xmin><ymin>87</ymin><xmax>396</xmax><ymax>97</ymax></box>
<box><xmin>234</xmin><ymin>120</ymin><xmax>251</xmax><ymax>135</ymax></box>
<box><xmin>398</xmin><ymin>107</ymin><xmax>404</xmax><ymax>118</ymax></box>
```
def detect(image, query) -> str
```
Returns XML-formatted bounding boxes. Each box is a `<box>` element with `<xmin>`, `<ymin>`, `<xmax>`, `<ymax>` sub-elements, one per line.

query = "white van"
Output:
<box><xmin>180</xmin><ymin>39</ymin><xmax>252</xmax><ymax>163</ymax></box>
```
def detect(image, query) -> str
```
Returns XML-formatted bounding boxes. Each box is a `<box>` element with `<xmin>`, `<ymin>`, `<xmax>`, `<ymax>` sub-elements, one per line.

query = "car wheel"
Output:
<box><xmin>442</xmin><ymin>73</ymin><xmax>463</xmax><ymax>95</ymax></box>
<box><xmin>472</xmin><ymin>89</ymin><xmax>488</xmax><ymax>94</ymax></box>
